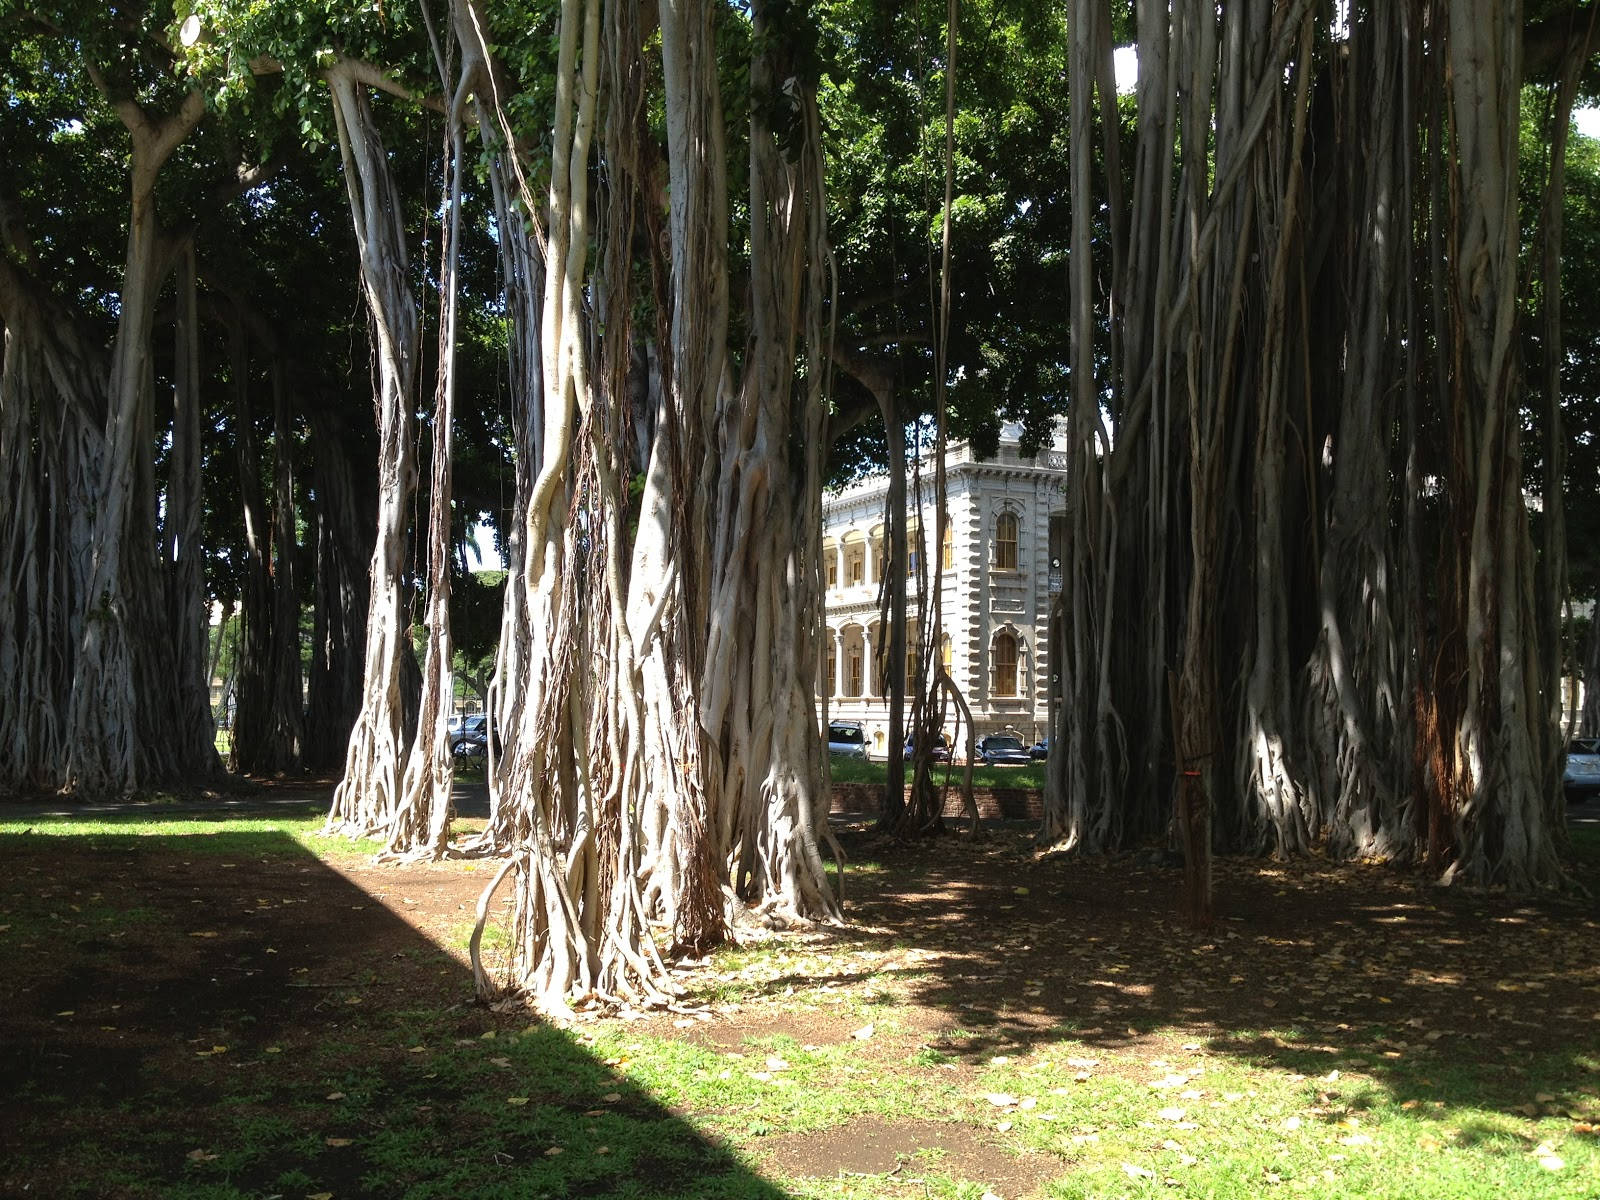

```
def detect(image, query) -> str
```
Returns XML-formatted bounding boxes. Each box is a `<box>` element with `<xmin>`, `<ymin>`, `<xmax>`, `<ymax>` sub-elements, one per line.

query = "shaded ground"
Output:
<box><xmin>2</xmin><ymin>797</ymin><xmax>1598</xmax><ymax>1198</ymax></box>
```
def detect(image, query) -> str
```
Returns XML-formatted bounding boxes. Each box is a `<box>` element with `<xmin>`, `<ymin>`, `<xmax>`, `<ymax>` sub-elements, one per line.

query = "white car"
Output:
<box><xmin>1563</xmin><ymin>738</ymin><xmax>1600</xmax><ymax>802</ymax></box>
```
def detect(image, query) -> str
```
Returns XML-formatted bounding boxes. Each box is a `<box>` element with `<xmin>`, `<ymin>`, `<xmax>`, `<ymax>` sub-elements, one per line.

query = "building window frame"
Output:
<box><xmin>994</xmin><ymin>510</ymin><xmax>1019</xmax><ymax>572</ymax></box>
<box><xmin>992</xmin><ymin>630</ymin><xmax>1019</xmax><ymax>697</ymax></box>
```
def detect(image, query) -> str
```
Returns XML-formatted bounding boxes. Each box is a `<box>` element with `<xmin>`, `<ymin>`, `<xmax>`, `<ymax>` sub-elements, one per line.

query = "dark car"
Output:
<box><xmin>904</xmin><ymin>732</ymin><xmax>951</xmax><ymax>763</ymax></box>
<box><xmin>976</xmin><ymin>734</ymin><xmax>1032</xmax><ymax>766</ymax></box>
<box><xmin>451</xmin><ymin>715</ymin><xmax>495</xmax><ymax>757</ymax></box>
<box><xmin>1030</xmin><ymin>737</ymin><xmax>1050</xmax><ymax>760</ymax></box>
<box><xmin>1564</xmin><ymin>737</ymin><xmax>1600</xmax><ymax>801</ymax></box>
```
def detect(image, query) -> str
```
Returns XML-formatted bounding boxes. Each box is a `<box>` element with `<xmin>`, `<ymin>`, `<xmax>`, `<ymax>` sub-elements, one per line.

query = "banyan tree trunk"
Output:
<box><xmin>0</xmin><ymin>261</ymin><xmax>106</xmax><ymax>793</ymax></box>
<box><xmin>1443</xmin><ymin>0</ymin><xmax>1565</xmax><ymax>889</ymax></box>
<box><xmin>305</xmin><ymin>409</ymin><xmax>372</xmax><ymax>770</ymax></box>
<box><xmin>325</xmin><ymin>63</ymin><xmax>422</xmax><ymax>838</ymax></box>
<box><xmin>165</xmin><ymin>245</ymin><xmax>224</xmax><ymax>780</ymax></box>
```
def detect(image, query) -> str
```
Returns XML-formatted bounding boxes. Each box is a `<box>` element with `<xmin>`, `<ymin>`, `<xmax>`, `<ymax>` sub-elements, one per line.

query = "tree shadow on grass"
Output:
<box><xmin>0</xmin><ymin>826</ymin><xmax>787</xmax><ymax>1200</ymax></box>
<box><xmin>809</xmin><ymin>826</ymin><xmax>1600</xmax><ymax>1126</ymax></box>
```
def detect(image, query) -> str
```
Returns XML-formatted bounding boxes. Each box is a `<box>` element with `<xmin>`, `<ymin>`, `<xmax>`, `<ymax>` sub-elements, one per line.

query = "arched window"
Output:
<box><xmin>824</xmin><ymin>540</ymin><xmax>839</xmax><ymax>589</ymax></box>
<box><xmin>995</xmin><ymin>511</ymin><xmax>1019</xmax><ymax>571</ymax></box>
<box><xmin>825</xmin><ymin>640</ymin><xmax>838</xmax><ymax>697</ymax></box>
<box><xmin>941</xmin><ymin>523</ymin><xmax>954</xmax><ymax>571</ymax></box>
<box><xmin>847</xmin><ymin>643</ymin><xmax>863</xmax><ymax>697</ymax></box>
<box><xmin>992</xmin><ymin>631</ymin><xmax>1018</xmax><ymax>697</ymax></box>
<box><xmin>940</xmin><ymin>633</ymin><xmax>953</xmax><ymax>676</ymax></box>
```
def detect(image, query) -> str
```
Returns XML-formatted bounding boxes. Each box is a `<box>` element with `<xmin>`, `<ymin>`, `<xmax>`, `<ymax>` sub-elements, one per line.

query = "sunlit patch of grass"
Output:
<box><xmin>575</xmin><ymin>1027</ymin><xmax>964</xmax><ymax>1139</ymax></box>
<box><xmin>783</xmin><ymin>1173</ymin><xmax>995</xmax><ymax>1199</ymax></box>
<box><xmin>952</xmin><ymin>1033</ymin><xmax>1600</xmax><ymax>1200</ymax></box>
<box><xmin>0</xmin><ymin>813</ymin><xmax>383</xmax><ymax>859</ymax></box>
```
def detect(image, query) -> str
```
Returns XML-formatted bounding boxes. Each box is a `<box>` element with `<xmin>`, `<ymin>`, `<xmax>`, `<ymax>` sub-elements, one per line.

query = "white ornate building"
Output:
<box><xmin>820</xmin><ymin>428</ymin><xmax>1067</xmax><ymax>757</ymax></box>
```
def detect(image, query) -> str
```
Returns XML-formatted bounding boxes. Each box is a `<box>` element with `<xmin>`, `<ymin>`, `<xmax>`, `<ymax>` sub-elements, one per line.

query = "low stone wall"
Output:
<box><xmin>830</xmin><ymin>782</ymin><xmax>1043</xmax><ymax>822</ymax></box>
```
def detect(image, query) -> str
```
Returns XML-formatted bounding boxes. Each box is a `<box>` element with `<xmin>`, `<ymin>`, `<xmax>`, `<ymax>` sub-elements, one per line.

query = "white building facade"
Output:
<box><xmin>820</xmin><ymin>432</ymin><xmax>1067</xmax><ymax>758</ymax></box>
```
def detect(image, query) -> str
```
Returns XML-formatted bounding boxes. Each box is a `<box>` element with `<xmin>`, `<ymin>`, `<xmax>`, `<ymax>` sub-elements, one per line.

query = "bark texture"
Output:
<box><xmin>325</xmin><ymin>63</ymin><xmax>422</xmax><ymax>838</ymax></box>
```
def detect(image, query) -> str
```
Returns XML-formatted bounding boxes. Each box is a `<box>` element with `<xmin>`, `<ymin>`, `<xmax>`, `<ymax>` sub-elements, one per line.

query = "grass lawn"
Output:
<box><xmin>828</xmin><ymin>757</ymin><xmax>1046</xmax><ymax>791</ymax></box>
<box><xmin>2</xmin><ymin>805</ymin><xmax>1597</xmax><ymax>1199</ymax></box>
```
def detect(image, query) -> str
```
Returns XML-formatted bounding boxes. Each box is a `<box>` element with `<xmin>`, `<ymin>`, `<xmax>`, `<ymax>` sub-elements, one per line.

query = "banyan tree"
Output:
<box><xmin>1043</xmin><ymin>0</ymin><xmax>1598</xmax><ymax>910</ymax></box>
<box><xmin>6</xmin><ymin>0</ymin><xmax>1598</xmax><ymax>1016</ymax></box>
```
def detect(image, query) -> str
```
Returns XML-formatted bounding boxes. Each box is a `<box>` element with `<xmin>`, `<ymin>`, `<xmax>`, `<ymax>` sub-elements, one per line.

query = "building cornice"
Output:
<box><xmin>823</xmin><ymin>454</ymin><xmax>1067</xmax><ymax>518</ymax></box>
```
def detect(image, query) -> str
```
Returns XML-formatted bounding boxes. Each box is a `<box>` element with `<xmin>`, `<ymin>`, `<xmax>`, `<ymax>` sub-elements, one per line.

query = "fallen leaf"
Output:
<box><xmin>325</xmin><ymin>1092</ymin><xmax>345</xmax><ymax>1101</ymax></box>
<box><xmin>1157</xmin><ymin>1107</ymin><xmax>1187</xmax><ymax>1121</ymax></box>
<box><xmin>985</xmin><ymin>1093</ymin><xmax>1017</xmax><ymax>1107</ymax></box>
<box><xmin>602</xmin><ymin>1092</ymin><xmax>621</xmax><ymax>1102</ymax></box>
<box><xmin>185</xmin><ymin>1149</ymin><xmax>219</xmax><ymax>1163</ymax></box>
<box><xmin>325</xmin><ymin>1137</ymin><xmax>353</xmax><ymax>1148</ymax></box>
<box><xmin>1122</xmin><ymin>1162</ymin><xmax>1156</xmax><ymax>1180</ymax></box>
<box><xmin>851</xmin><ymin>1023</ymin><xmax>875</xmax><ymax>1040</ymax></box>
<box><xmin>507</xmin><ymin>1096</ymin><xmax>530</xmax><ymax>1106</ymax></box>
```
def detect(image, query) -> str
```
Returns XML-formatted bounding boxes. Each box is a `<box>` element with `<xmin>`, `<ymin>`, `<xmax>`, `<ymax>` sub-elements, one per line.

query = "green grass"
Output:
<box><xmin>1567</xmin><ymin>825</ymin><xmax>1600</xmax><ymax>872</ymax></box>
<box><xmin>952</xmin><ymin>1036</ymin><xmax>1600</xmax><ymax>1200</ymax></box>
<box><xmin>0</xmin><ymin>812</ymin><xmax>380</xmax><ymax>858</ymax></box>
<box><xmin>827</xmin><ymin>757</ymin><xmax>1045</xmax><ymax>791</ymax></box>
<box><xmin>5</xmin><ymin>808</ymin><xmax>1598</xmax><ymax>1199</ymax></box>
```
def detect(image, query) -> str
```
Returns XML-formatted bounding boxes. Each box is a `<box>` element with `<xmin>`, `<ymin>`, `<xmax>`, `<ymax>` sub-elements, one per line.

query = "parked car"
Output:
<box><xmin>903</xmin><ymin>732</ymin><xmax>951</xmax><ymax>763</ymax></box>
<box><xmin>827</xmin><ymin>721</ymin><xmax>870</xmax><ymax>760</ymax></box>
<box><xmin>451</xmin><ymin>715</ymin><xmax>495</xmax><ymax>758</ymax></box>
<box><xmin>1030</xmin><ymin>737</ymin><xmax>1050</xmax><ymax>760</ymax></box>
<box><xmin>976</xmin><ymin>734</ymin><xmax>1032</xmax><ymax>766</ymax></box>
<box><xmin>1564</xmin><ymin>737</ymin><xmax>1600</xmax><ymax>801</ymax></box>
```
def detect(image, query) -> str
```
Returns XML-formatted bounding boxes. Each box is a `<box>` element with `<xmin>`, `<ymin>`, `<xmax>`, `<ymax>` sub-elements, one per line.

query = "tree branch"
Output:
<box><xmin>323</xmin><ymin>56</ymin><xmax>448</xmax><ymax>114</ymax></box>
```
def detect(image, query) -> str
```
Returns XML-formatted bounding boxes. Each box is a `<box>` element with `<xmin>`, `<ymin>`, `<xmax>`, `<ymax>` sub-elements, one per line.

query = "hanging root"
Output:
<box><xmin>469</xmin><ymin>854</ymin><xmax>519</xmax><ymax>1001</ymax></box>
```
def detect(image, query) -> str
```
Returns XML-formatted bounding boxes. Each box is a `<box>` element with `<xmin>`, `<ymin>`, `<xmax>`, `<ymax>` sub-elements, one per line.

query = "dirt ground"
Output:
<box><xmin>2</xmin><ymin>798</ymin><xmax>1598</xmax><ymax>1198</ymax></box>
